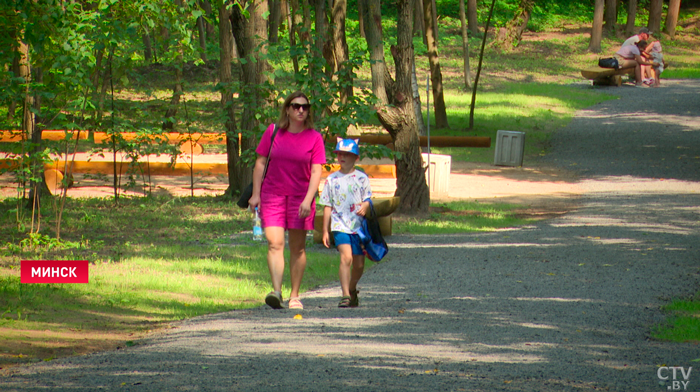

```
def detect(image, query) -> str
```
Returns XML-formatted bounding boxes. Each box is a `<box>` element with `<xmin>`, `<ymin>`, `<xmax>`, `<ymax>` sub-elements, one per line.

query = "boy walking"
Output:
<box><xmin>319</xmin><ymin>139</ymin><xmax>372</xmax><ymax>308</ymax></box>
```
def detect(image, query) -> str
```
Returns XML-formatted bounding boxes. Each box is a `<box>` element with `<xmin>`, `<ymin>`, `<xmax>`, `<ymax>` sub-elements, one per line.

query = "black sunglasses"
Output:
<box><xmin>289</xmin><ymin>103</ymin><xmax>311</xmax><ymax>112</ymax></box>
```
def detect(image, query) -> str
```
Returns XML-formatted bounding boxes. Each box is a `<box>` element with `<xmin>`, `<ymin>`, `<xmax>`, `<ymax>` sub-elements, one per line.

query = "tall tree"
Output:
<box><xmin>376</xmin><ymin>0</ymin><xmax>430</xmax><ymax>212</ymax></box>
<box><xmin>624</xmin><ymin>0</ymin><xmax>638</xmax><ymax>36</ymax></box>
<box><xmin>332</xmin><ymin>0</ymin><xmax>353</xmax><ymax>103</ymax></box>
<box><xmin>496</xmin><ymin>0</ymin><xmax>533</xmax><ymax>49</ymax></box>
<box><xmin>269</xmin><ymin>0</ymin><xmax>281</xmax><ymax>43</ymax></box>
<box><xmin>647</xmin><ymin>0</ymin><xmax>663</xmax><ymax>34</ymax></box>
<box><xmin>229</xmin><ymin>0</ymin><xmax>271</xmax><ymax>195</ymax></box>
<box><xmin>467</xmin><ymin>0</ymin><xmax>479</xmax><ymax>36</ymax></box>
<box><xmin>603</xmin><ymin>0</ymin><xmax>617</xmax><ymax>33</ymax></box>
<box><xmin>218</xmin><ymin>2</ymin><xmax>240</xmax><ymax>198</ymax></box>
<box><xmin>459</xmin><ymin>0</ymin><xmax>472</xmax><ymax>91</ymax></box>
<box><xmin>664</xmin><ymin>0</ymin><xmax>681</xmax><ymax>38</ymax></box>
<box><xmin>363</xmin><ymin>0</ymin><xmax>390</xmax><ymax>105</ymax></box>
<box><xmin>422</xmin><ymin>0</ymin><xmax>448</xmax><ymax>129</ymax></box>
<box><xmin>588</xmin><ymin>0</ymin><xmax>604</xmax><ymax>53</ymax></box>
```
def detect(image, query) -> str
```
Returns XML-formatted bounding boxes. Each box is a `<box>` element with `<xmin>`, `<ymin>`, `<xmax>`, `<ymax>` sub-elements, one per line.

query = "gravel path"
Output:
<box><xmin>4</xmin><ymin>80</ymin><xmax>700</xmax><ymax>391</ymax></box>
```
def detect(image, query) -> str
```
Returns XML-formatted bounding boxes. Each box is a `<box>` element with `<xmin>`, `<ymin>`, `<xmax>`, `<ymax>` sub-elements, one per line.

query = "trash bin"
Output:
<box><xmin>494</xmin><ymin>130</ymin><xmax>526</xmax><ymax>167</ymax></box>
<box><xmin>421</xmin><ymin>153</ymin><xmax>451</xmax><ymax>197</ymax></box>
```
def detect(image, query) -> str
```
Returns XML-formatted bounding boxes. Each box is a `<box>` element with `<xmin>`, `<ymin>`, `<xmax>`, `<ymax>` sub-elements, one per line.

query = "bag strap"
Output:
<box><xmin>261</xmin><ymin>124</ymin><xmax>279</xmax><ymax>181</ymax></box>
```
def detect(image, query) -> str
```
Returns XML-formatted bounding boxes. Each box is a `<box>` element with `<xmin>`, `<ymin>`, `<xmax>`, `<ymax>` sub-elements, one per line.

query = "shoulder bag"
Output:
<box><xmin>236</xmin><ymin>124</ymin><xmax>279</xmax><ymax>209</ymax></box>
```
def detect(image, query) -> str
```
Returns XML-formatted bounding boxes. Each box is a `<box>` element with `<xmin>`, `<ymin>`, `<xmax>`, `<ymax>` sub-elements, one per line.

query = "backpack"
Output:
<box><xmin>357</xmin><ymin>199</ymin><xmax>388</xmax><ymax>262</ymax></box>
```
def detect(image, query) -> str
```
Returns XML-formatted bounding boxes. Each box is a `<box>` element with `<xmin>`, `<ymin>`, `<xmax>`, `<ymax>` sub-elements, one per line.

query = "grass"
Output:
<box><xmin>653</xmin><ymin>298</ymin><xmax>700</xmax><ymax>343</ymax></box>
<box><xmin>394</xmin><ymin>201</ymin><xmax>531</xmax><ymax>234</ymax></box>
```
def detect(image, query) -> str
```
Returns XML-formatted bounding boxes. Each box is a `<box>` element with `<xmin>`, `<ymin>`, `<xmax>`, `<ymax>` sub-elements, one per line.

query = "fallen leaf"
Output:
<box><xmin>293</xmin><ymin>314</ymin><xmax>303</xmax><ymax>320</ymax></box>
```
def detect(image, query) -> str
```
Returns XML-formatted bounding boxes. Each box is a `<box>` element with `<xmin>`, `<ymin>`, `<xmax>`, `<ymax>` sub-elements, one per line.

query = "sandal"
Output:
<box><xmin>349</xmin><ymin>289</ymin><xmax>360</xmax><ymax>308</ymax></box>
<box><xmin>338</xmin><ymin>296</ymin><xmax>351</xmax><ymax>308</ymax></box>
<box><xmin>265</xmin><ymin>291</ymin><xmax>283</xmax><ymax>309</ymax></box>
<box><xmin>288</xmin><ymin>297</ymin><xmax>304</xmax><ymax>310</ymax></box>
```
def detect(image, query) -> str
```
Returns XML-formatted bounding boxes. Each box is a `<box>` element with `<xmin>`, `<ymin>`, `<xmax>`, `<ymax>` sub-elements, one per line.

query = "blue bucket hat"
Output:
<box><xmin>333</xmin><ymin>138</ymin><xmax>360</xmax><ymax>156</ymax></box>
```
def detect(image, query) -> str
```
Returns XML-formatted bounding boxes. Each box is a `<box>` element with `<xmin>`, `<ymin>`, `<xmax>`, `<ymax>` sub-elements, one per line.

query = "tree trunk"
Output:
<box><xmin>604</xmin><ymin>0</ymin><xmax>617</xmax><ymax>33</ymax></box>
<box><xmin>588</xmin><ymin>0</ymin><xmax>604</xmax><ymax>53</ymax></box>
<box><xmin>467</xmin><ymin>0</ymin><xmax>479</xmax><ymax>36</ymax></box>
<box><xmin>301</xmin><ymin>0</ymin><xmax>312</xmax><ymax>47</ymax></box>
<box><xmin>422</xmin><ymin>0</ymin><xmax>449</xmax><ymax>129</ymax></box>
<box><xmin>143</xmin><ymin>33</ymin><xmax>153</xmax><ymax>62</ymax></box>
<box><xmin>358</xmin><ymin>0</ymin><xmax>366</xmax><ymax>37</ymax></box>
<box><xmin>230</xmin><ymin>0</ymin><xmax>271</xmax><ymax>195</ymax></box>
<box><xmin>197</xmin><ymin>16</ymin><xmax>208</xmax><ymax>62</ymax></box>
<box><xmin>497</xmin><ymin>0</ymin><xmax>533</xmax><ymax>49</ymax></box>
<box><xmin>314</xmin><ymin>0</ymin><xmax>328</xmax><ymax>58</ymax></box>
<box><xmin>377</xmin><ymin>0</ymin><xmax>430</xmax><ymax>213</ymax></box>
<box><xmin>162</xmin><ymin>54</ymin><xmax>183</xmax><ymax>130</ymax></box>
<box><xmin>269</xmin><ymin>0</ymin><xmax>281</xmax><ymax>43</ymax></box>
<box><xmin>411</xmin><ymin>62</ymin><xmax>426</xmax><ymax>136</ymax></box>
<box><xmin>200</xmin><ymin>0</ymin><xmax>215</xmax><ymax>39</ymax></box>
<box><xmin>219</xmin><ymin>3</ymin><xmax>240</xmax><ymax>198</ymax></box>
<box><xmin>332</xmin><ymin>0</ymin><xmax>353</xmax><ymax>103</ymax></box>
<box><xmin>647</xmin><ymin>0</ymin><xmax>663</xmax><ymax>35</ymax></box>
<box><xmin>415</xmin><ymin>0</ymin><xmax>427</xmax><ymax>45</ymax></box>
<box><xmin>664</xmin><ymin>0</ymin><xmax>681</xmax><ymax>38</ymax></box>
<box><xmin>289</xmin><ymin>0</ymin><xmax>300</xmax><ymax>73</ymax></box>
<box><xmin>459</xmin><ymin>0</ymin><xmax>472</xmax><ymax>90</ymax></box>
<box><xmin>363</xmin><ymin>0</ymin><xmax>389</xmax><ymax>105</ymax></box>
<box><xmin>625</xmin><ymin>0</ymin><xmax>637</xmax><ymax>36</ymax></box>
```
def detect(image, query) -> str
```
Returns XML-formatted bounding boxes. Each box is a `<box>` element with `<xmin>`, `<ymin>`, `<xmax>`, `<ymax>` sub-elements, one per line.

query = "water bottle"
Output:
<box><xmin>253</xmin><ymin>207</ymin><xmax>263</xmax><ymax>241</ymax></box>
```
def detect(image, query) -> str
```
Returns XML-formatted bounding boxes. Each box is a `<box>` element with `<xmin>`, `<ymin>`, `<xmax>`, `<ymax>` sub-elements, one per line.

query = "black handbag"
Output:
<box><xmin>236</xmin><ymin>124</ymin><xmax>279</xmax><ymax>209</ymax></box>
<box><xmin>598</xmin><ymin>57</ymin><xmax>619</xmax><ymax>69</ymax></box>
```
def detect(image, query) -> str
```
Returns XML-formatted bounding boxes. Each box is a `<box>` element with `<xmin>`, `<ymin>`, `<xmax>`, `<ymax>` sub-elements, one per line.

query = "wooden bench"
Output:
<box><xmin>581</xmin><ymin>66</ymin><xmax>635</xmax><ymax>86</ymax></box>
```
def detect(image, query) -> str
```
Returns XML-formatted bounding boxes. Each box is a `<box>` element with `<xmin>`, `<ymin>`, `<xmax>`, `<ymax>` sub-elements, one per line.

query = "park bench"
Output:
<box><xmin>581</xmin><ymin>66</ymin><xmax>635</xmax><ymax>86</ymax></box>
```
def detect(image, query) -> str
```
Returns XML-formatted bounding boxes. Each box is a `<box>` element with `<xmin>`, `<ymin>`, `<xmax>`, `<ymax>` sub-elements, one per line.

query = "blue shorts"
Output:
<box><xmin>332</xmin><ymin>232</ymin><xmax>364</xmax><ymax>256</ymax></box>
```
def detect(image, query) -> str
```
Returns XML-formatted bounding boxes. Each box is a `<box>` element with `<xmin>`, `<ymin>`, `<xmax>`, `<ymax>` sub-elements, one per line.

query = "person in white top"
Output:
<box><xmin>622</xmin><ymin>27</ymin><xmax>651</xmax><ymax>47</ymax></box>
<box><xmin>319</xmin><ymin>138</ymin><xmax>372</xmax><ymax>308</ymax></box>
<box><xmin>614</xmin><ymin>40</ymin><xmax>655</xmax><ymax>87</ymax></box>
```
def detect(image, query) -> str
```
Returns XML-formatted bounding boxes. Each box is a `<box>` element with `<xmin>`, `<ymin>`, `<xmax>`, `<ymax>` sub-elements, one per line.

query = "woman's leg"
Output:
<box><xmin>337</xmin><ymin>244</ymin><xmax>354</xmax><ymax>297</ymax></box>
<box><xmin>265</xmin><ymin>226</ymin><xmax>286</xmax><ymax>293</ymax></box>
<box><xmin>287</xmin><ymin>229</ymin><xmax>308</xmax><ymax>299</ymax></box>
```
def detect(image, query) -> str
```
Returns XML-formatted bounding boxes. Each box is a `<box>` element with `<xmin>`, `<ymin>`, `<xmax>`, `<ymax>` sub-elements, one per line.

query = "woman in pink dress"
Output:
<box><xmin>248</xmin><ymin>91</ymin><xmax>326</xmax><ymax>310</ymax></box>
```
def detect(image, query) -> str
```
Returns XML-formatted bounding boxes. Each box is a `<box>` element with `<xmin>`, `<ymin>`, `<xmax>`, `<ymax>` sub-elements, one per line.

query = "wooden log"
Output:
<box><xmin>357</xmin><ymin>135</ymin><xmax>491</xmax><ymax>148</ymax></box>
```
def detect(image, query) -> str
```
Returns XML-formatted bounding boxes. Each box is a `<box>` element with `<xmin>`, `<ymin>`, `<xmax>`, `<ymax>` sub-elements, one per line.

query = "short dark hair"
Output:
<box><xmin>639</xmin><ymin>27</ymin><xmax>651</xmax><ymax>35</ymax></box>
<box><xmin>636</xmin><ymin>40</ymin><xmax>648</xmax><ymax>49</ymax></box>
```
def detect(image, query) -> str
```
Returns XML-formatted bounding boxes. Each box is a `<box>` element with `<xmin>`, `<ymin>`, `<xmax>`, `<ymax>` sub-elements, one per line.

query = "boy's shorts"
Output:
<box><xmin>260</xmin><ymin>192</ymin><xmax>315</xmax><ymax>231</ymax></box>
<box><xmin>332</xmin><ymin>232</ymin><xmax>364</xmax><ymax>256</ymax></box>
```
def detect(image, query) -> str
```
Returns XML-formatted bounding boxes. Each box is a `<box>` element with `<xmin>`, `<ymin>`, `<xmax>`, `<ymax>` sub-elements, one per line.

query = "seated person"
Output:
<box><xmin>622</xmin><ymin>27</ymin><xmax>652</xmax><ymax>47</ymax></box>
<box><xmin>614</xmin><ymin>40</ymin><xmax>655</xmax><ymax>87</ymax></box>
<box><xmin>642</xmin><ymin>41</ymin><xmax>664</xmax><ymax>87</ymax></box>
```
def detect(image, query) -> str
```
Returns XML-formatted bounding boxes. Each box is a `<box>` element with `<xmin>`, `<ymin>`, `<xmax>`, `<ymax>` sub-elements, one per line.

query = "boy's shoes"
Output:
<box><xmin>265</xmin><ymin>291</ymin><xmax>284</xmax><ymax>309</ymax></box>
<box><xmin>349</xmin><ymin>289</ymin><xmax>360</xmax><ymax>308</ymax></box>
<box><xmin>338</xmin><ymin>296</ymin><xmax>351</xmax><ymax>308</ymax></box>
<box><xmin>643</xmin><ymin>78</ymin><xmax>655</xmax><ymax>86</ymax></box>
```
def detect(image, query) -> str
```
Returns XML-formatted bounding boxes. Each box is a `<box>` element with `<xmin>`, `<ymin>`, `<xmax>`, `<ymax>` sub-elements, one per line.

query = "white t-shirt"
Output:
<box><xmin>621</xmin><ymin>35</ymin><xmax>641</xmax><ymax>47</ymax></box>
<box><xmin>318</xmin><ymin>170</ymin><xmax>372</xmax><ymax>234</ymax></box>
<box><xmin>615</xmin><ymin>44</ymin><xmax>640</xmax><ymax>59</ymax></box>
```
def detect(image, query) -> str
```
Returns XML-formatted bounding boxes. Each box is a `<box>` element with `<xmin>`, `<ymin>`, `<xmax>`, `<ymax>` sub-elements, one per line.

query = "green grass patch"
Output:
<box><xmin>426</xmin><ymin>83</ymin><xmax>617</xmax><ymax>163</ymax></box>
<box><xmin>653</xmin><ymin>298</ymin><xmax>700</xmax><ymax>342</ymax></box>
<box><xmin>393</xmin><ymin>200</ymin><xmax>531</xmax><ymax>234</ymax></box>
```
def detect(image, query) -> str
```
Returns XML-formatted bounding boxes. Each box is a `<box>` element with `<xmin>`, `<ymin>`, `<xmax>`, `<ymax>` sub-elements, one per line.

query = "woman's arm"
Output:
<box><xmin>298</xmin><ymin>163</ymin><xmax>323</xmax><ymax>218</ymax></box>
<box><xmin>248</xmin><ymin>154</ymin><xmax>267</xmax><ymax>210</ymax></box>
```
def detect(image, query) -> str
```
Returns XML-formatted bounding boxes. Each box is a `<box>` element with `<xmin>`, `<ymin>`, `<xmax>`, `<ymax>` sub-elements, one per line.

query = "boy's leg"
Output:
<box><xmin>349</xmin><ymin>255</ymin><xmax>365</xmax><ymax>293</ymax></box>
<box><xmin>337</xmin><ymin>244</ymin><xmax>354</xmax><ymax>297</ymax></box>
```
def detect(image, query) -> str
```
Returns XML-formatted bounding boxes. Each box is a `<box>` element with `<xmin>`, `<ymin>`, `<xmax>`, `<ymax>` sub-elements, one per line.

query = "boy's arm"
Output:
<box><xmin>322</xmin><ymin>206</ymin><xmax>332</xmax><ymax>248</ymax></box>
<box><xmin>356</xmin><ymin>200</ymin><xmax>370</xmax><ymax>217</ymax></box>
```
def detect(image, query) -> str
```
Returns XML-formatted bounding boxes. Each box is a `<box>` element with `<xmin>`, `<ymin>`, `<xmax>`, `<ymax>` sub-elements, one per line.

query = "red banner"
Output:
<box><xmin>21</xmin><ymin>260</ymin><xmax>89</xmax><ymax>284</ymax></box>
